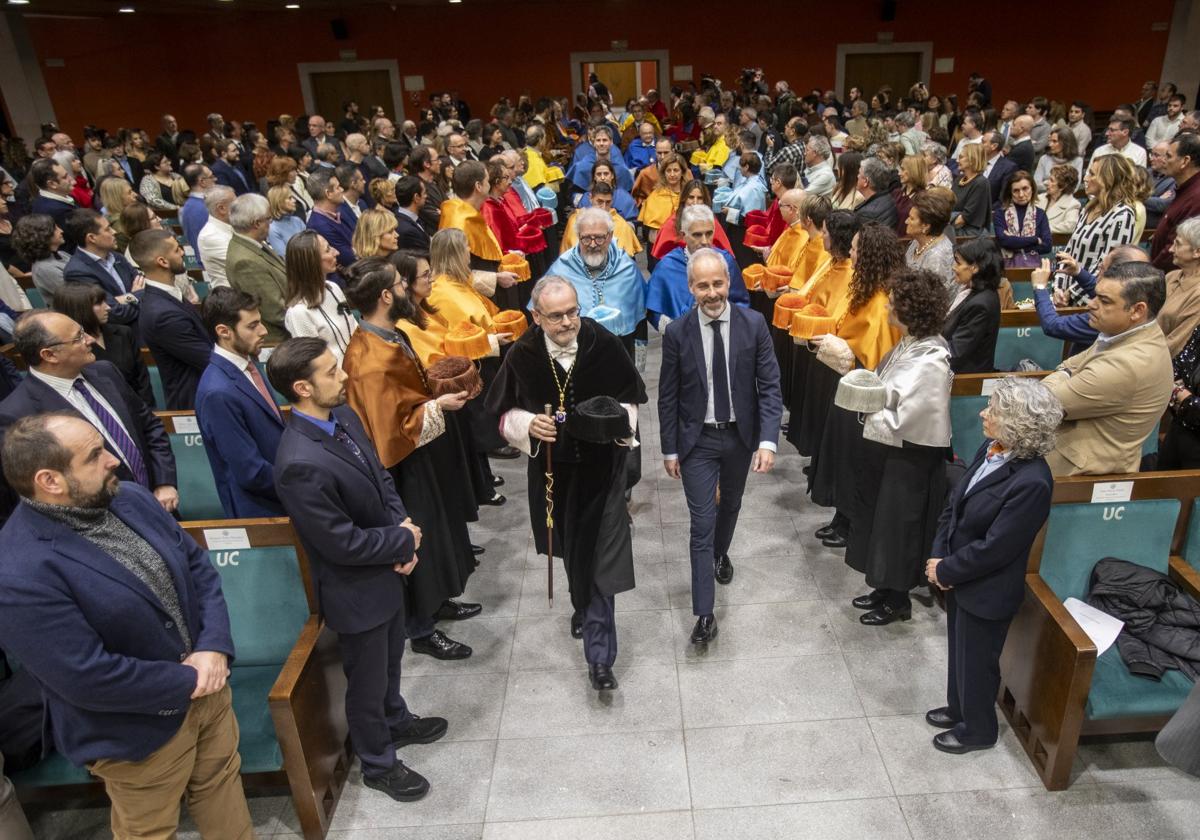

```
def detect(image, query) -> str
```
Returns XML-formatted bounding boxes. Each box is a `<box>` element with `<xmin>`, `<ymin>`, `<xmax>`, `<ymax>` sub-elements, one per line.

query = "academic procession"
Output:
<box><xmin>3</xmin><ymin>1</ymin><xmax>1200</xmax><ymax>837</ymax></box>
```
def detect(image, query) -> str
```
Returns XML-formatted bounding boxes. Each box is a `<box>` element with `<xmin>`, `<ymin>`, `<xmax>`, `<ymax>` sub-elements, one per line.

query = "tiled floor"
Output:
<box><xmin>26</xmin><ymin>333</ymin><xmax>1200</xmax><ymax>839</ymax></box>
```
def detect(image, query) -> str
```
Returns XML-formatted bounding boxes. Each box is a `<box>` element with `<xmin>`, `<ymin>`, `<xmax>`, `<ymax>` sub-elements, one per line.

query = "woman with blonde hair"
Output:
<box><xmin>351</xmin><ymin>207</ymin><xmax>400</xmax><ymax>259</ymax></box>
<box><xmin>895</xmin><ymin>154</ymin><xmax>928</xmax><ymax>235</ymax></box>
<box><xmin>950</xmin><ymin>143</ymin><xmax>991</xmax><ymax>237</ymax></box>
<box><xmin>638</xmin><ymin>152</ymin><xmax>686</xmax><ymax>251</ymax></box>
<box><xmin>1053</xmin><ymin>154</ymin><xmax>1138</xmax><ymax>305</ymax></box>
<box><xmin>266</xmin><ymin>185</ymin><xmax>305</xmax><ymax>256</ymax></box>
<box><xmin>98</xmin><ymin>177</ymin><xmax>140</xmax><ymax>251</ymax></box>
<box><xmin>282</xmin><ymin>229</ymin><xmax>356</xmax><ymax>363</ymax></box>
<box><xmin>266</xmin><ymin>155</ymin><xmax>312</xmax><ymax>216</ymax></box>
<box><xmin>368</xmin><ymin>177</ymin><xmax>398</xmax><ymax>212</ymax></box>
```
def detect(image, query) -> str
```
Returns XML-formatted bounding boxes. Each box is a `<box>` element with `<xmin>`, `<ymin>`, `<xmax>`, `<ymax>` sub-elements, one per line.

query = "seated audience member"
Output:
<box><xmin>1054</xmin><ymin>155</ymin><xmax>1139</xmax><ymax>305</ymax></box>
<box><xmin>832</xmin><ymin>151</ymin><xmax>863</xmax><ymax>210</ymax></box>
<box><xmin>267</xmin><ymin>184</ymin><xmax>306</xmax><ymax>256</ymax></box>
<box><xmin>951</xmin><ymin>144</ymin><xmax>992</xmax><ymax>237</ymax></box>
<box><xmin>28</xmin><ymin>159</ymin><xmax>78</xmax><ymax>238</ymax></box>
<box><xmin>1089</xmin><ymin>116</ymin><xmax>1149</xmax><ymax>170</ymax></box>
<box><xmin>130</xmin><ymin>229</ymin><xmax>212</xmax><ymax>410</ymax></box>
<box><xmin>993</xmin><ymin>171</ymin><xmax>1052</xmax><ymax>268</ymax></box>
<box><xmin>305</xmin><ymin>167</ymin><xmax>358</xmax><ymax>272</ymax></box>
<box><xmin>0</xmin><ymin>413</ymin><xmax>251</xmax><ymax>838</ymax></box>
<box><xmin>1031</xmin><ymin>244</ymin><xmax>1149</xmax><ymax>354</ymax></box>
<box><xmin>804</xmin><ymin>136</ymin><xmax>837</xmax><ymax>196</ymax></box>
<box><xmin>0</xmin><ymin>310</ymin><xmax>178</xmax><ymax>518</ymax></box>
<box><xmin>1145</xmin><ymin>141</ymin><xmax>1176</xmax><ymax>231</ymax></box>
<box><xmin>51</xmin><ymin>282</ymin><xmax>152</xmax><ymax>406</ymax></box>
<box><xmin>122</xmin><ymin>203</ymin><xmax>198</xmax><ymax>303</ymax></box>
<box><xmin>925</xmin><ymin>378</ymin><xmax>1060</xmax><ymax>754</ymax></box>
<box><xmin>1036</xmin><ymin>164</ymin><xmax>1082</xmax><ymax>236</ymax></box>
<box><xmin>352</xmin><ymin>207</ymin><xmax>401</xmax><ymax>259</ymax></box>
<box><xmin>197</xmin><ymin>185</ymin><xmax>236</xmax><ymax>287</ymax></box>
<box><xmin>284</xmin><ymin>230</ymin><xmax>357</xmax><ymax>364</ymax></box>
<box><xmin>646</xmin><ymin>204</ymin><xmax>749</xmax><ymax>328</ymax></box>
<box><xmin>96</xmin><ymin>178</ymin><xmax>140</xmax><ymax>253</ymax></box>
<box><xmin>922</xmin><ymin>141</ymin><xmax>954</xmax><ymax>189</ymax></box>
<box><xmin>179</xmin><ymin>163</ymin><xmax>214</xmax><ymax>259</ymax></box>
<box><xmin>13</xmin><ymin>214</ymin><xmax>70</xmax><ymax>302</ymax></box>
<box><xmin>854</xmin><ymin>157</ymin><xmax>899</xmax><ymax>228</ymax></box>
<box><xmin>369</xmin><ymin>177</ymin><xmax>399</xmax><ymax>215</ymax></box>
<box><xmin>893</xmin><ymin>154</ymin><xmax>927</xmax><ymax>237</ymax></box>
<box><xmin>561</xmin><ymin>182</ymin><xmax>642</xmax><ymax>257</ymax></box>
<box><xmin>211</xmin><ymin>139</ymin><xmax>253</xmax><ymax>195</ymax></box>
<box><xmin>904</xmin><ymin>188</ymin><xmax>955</xmax><ymax>291</ymax></box>
<box><xmin>1152</xmin><ymin>132</ymin><xmax>1200</xmax><ymax>272</ymax></box>
<box><xmin>1042</xmin><ymin>261</ymin><xmax>1173</xmax><ymax>475</ymax></box>
<box><xmin>394</xmin><ymin>175</ymin><xmax>432</xmax><ymax>251</ymax></box>
<box><xmin>226</xmin><ymin>193</ymin><xmax>289</xmax><ymax>341</ymax></box>
<box><xmin>1033</xmin><ymin>127</ymin><xmax>1083</xmax><ymax>193</ymax></box>
<box><xmin>1157</xmin><ymin>218</ymin><xmax>1200</xmax><ymax>355</ymax></box>
<box><xmin>62</xmin><ymin>209</ymin><xmax>141</xmax><ymax>326</ymax></box>
<box><xmin>195</xmin><ymin>286</ymin><xmax>286</xmax><ymax>517</ymax></box>
<box><xmin>943</xmin><ymin>237</ymin><xmax>1002</xmax><ymax>373</ymax></box>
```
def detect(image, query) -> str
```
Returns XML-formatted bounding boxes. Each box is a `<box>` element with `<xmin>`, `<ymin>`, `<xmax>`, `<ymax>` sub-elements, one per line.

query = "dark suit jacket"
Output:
<box><xmin>1007</xmin><ymin>140</ymin><xmax>1035</xmax><ymax>175</ymax></box>
<box><xmin>0</xmin><ymin>361</ymin><xmax>177</xmax><ymax>519</ymax></box>
<box><xmin>155</xmin><ymin>132</ymin><xmax>179</xmax><ymax>163</ymax></box>
<box><xmin>226</xmin><ymin>235</ymin><xmax>289</xmax><ymax>342</ymax></box>
<box><xmin>273</xmin><ymin>406</ymin><xmax>415</xmax><ymax>634</ymax></box>
<box><xmin>932</xmin><ymin>443</ymin><xmax>1054</xmax><ymax>620</ymax></box>
<box><xmin>30</xmin><ymin>195</ymin><xmax>77</xmax><ymax>249</ymax></box>
<box><xmin>658</xmin><ymin>304</ymin><xmax>783</xmax><ymax>460</ymax></box>
<box><xmin>139</xmin><ymin>286</ymin><xmax>212</xmax><ymax>410</ymax></box>
<box><xmin>0</xmin><ymin>483</ymin><xmax>234</xmax><ymax>765</ymax></box>
<box><xmin>63</xmin><ymin>249</ymin><xmax>141</xmax><ymax>326</ymax></box>
<box><xmin>986</xmin><ymin>157</ymin><xmax>1018</xmax><ymax>205</ymax></box>
<box><xmin>395</xmin><ymin>211</ymin><xmax>432</xmax><ymax>251</ymax></box>
<box><xmin>359</xmin><ymin>156</ymin><xmax>389</xmax><ymax>183</ymax></box>
<box><xmin>854</xmin><ymin>191</ymin><xmax>899</xmax><ymax>229</ymax></box>
<box><xmin>941</xmin><ymin>288</ymin><xmax>1000</xmax><ymax>374</ymax></box>
<box><xmin>211</xmin><ymin>159</ymin><xmax>252</xmax><ymax>196</ymax></box>
<box><xmin>93</xmin><ymin>322</ymin><xmax>154</xmax><ymax>407</ymax></box>
<box><xmin>195</xmin><ymin>352</ymin><xmax>285</xmax><ymax>518</ymax></box>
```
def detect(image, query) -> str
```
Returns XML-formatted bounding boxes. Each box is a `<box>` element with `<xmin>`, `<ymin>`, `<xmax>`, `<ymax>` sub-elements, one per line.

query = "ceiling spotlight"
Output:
<box><xmin>449</xmin><ymin>0</ymin><xmax>462</xmax><ymax>4</ymax></box>
<box><xmin>118</xmin><ymin>5</ymin><xmax>135</xmax><ymax>11</ymax></box>
<box><xmin>7</xmin><ymin>0</ymin><xmax>32</xmax><ymax>6</ymax></box>
<box><xmin>286</xmin><ymin>2</ymin><xmax>300</xmax><ymax>7</ymax></box>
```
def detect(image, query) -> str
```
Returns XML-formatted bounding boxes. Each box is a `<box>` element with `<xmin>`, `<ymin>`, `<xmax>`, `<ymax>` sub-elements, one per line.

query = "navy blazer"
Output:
<box><xmin>0</xmin><ymin>483</ymin><xmax>234</xmax><ymax>765</ymax></box>
<box><xmin>395</xmin><ymin>211</ymin><xmax>432</xmax><ymax>251</ymax></box>
<box><xmin>273</xmin><ymin>406</ymin><xmax>415</xmax><ymax>634</ymax></box>
<box><xmin>140</xmin><ymin>286</ymin><xmax>213</xmax><ymax>410</ymax></box>
<box><xmin>658</xmin><ymin>304</ymin><xmax>783</xmax><ymax>460</ymax></box>
<box><xmin>30</xmin><ymin>195</ymin><xmax>76</xmax><ymax>249</ymax></box>
<box><xmin>194</xmin><ymin>352</ymin><xmax>285</xmax><ymax>519</ymax></box>
<box><xmin>211</xmin><ymin>158</ymin><xmax>252</xmax><ymax>196</ymax></box>
<box><xmin>932</xmin><ymin>443</ymin><xmax>1054</xmax><ymax>620</ymax></box>
<box><xmin>986</xmin><ymin>157</ymin><xmax>1019</xmax><ymax>205</ymax></box>
<box><xmin>0</xmin><ymin>361</ymin><xmax>177</xmax><ymax>520</ymax></box>
<box><xmin>63</xmin><ymin>249</ymin><xmax>141</xmax><ymax>326</ymax></box>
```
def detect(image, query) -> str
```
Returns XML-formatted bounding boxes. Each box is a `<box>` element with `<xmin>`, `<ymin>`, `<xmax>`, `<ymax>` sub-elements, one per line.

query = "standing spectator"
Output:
<box><xmin>305</xmin><ymin>167</ymin><xmax>357</xmax><ymax>272</ymax></box>
<box><xmin>13</xmin><ymin>214</ymin><xmax>70</xmax><ymax>302</ymax></box>
<box><xmin>923</xmin><ymin>142</ymin><xmax>954</xmax><ymax>189</ymax></box>
<box><xmin>1089</xmin><ymin>117</ymin><xmax>1149</xmax><ymax>169</ymax></box>
<box><xmin>121</xmin><ymin>203</ymin><xmax>198</xmax><ymax>304</ymax></box>
<box><xmin>1033</xmin><ymin>127</ymin><xmax>1083</xmax><ymax>192</ymax></box>
<box><xmin>1035</xmin><ymin>164</ymin><xmax>1082</xmax><ymax>236</ymax></box>
<box><xmin>1157</xmin><ymin>218</ymin><xmax>1200</xmax><ymax>355</ymax></box>
<box><xmin>394</xmin><ymin>175</ymin><xmax>432</xmax><ymax>250</ymax></box>
<box><xmin>804</xmin><ymin>136</ymin><xmax>836</xmax><ymax>196</ymax></box>
<box><xmin>226</xmin><ymin>194</ymin><xmax>288</xmax><ymax>342</ymax></box>
<box><xmin>982</xmin><ymin>131</ymin><xmax>1018</xmax><ymax>201</ymax></box>
<box><xmin>197</xmin><ymin>185</ymin><xmax>236</xmax><ymax>287</ymax></box>
<box><xmin>51</xmin><ymin>282</ymin><xmax>152</xmax><ymax>406</ymax></box>
<box><xmin>951</xmin><ymin>144</ymin><xmax>992</xmax><ymax>237</ymax></box>
<box><xmin>1145</xmin><ymin>141</ymin><xmax>1177</xmax><ymax>231</ymax></box>
<box><xmin>903</xmin><ymin>188</ymin><xmax>955</xmax><ymax>291</ymax></box>
<box><xmin>267</xmin><ymin>184</ymin><xmax>306</xmax><ymax>256</ymax></box>
<box><xmin>62</xmin><ymin>209</ymin><xmax>142</xmax><ymax>326</ymax></box>
<box><xmin>1147</xmin><ymin>94</ymin><xmax>1187</xmax><ymax>146</ymax></box>
<box><xmin>854</xmin><ymin>157</ymin><xmax>899</xmax><ymax>228</ymax></box>
<box><xmin>0</xmin><ymin>412</ymin><xmax>251</xmax><ymax>838</ymax></box>
<box><xmin>1151</xmin><ymin>133</ymin><xmax>1200</xmax><ymax>272</ymax></box>
<box><xmin>179</xmin><ymin>163</ymin><xmax>214</xmax><ymax>259</ymax></box>
<box><xmin>993</xmin><ymin>171</ymin><xmax>1052</xmax><ymax>268</ymax></box>
<box><xmin>943</xmin><ymin>237</ymin><xmax>1002</xmax><ymax>373</ymax></box>
<box><xmin>1026</xmin><ymin>97</ymin><xmax>1052</xmax><ymax>155</ymax></box>
<box><xmin>283</xmin><ymin>230</ymin><xmax>356</xmax><ymax>364</ymax></box>
<box><xmin>1005</xmin><ymin>116</ymin><xmax>1036</xmax><ymax>174</ymax></box>
<box><xmin>1054</xmin><ymin>155</ymin><xmax>1139</xmax><ymax>305</ymax></box>
<box><xmin>211</xmin><ymin>140</ymin><xmax>252</xmax><ymax>196</ymax></box>
<box><xmin>138</xmin><ymin>152</ymin><xmax>183</xmax><ymax>213</ymax></box>
<box><xmin>1067</xmin><ymin>101</ymin><xmax>1093</xmax><ymax>154</ymax></box>
<box><xmin>28</xmin><ymin>159</ymin><xmax>77</xmax><ymax>235</ymax></box>
<box><xmin>352</xmin><ymin>207</ymin><xmax>400</xmax><ymax>259</ymax></box>
<box><xmin>832</xmin><ymin>151</ymin><xmax>863</xmax><ymax>210</ymax></box>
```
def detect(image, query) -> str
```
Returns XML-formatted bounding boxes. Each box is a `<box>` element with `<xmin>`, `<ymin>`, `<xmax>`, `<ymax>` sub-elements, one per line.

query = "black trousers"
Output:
<box><xmin>945</xmin><ymin>592</ymin><xmax>1012</xmax><ymax>746</ymax></box>
<box><xmin>337</xmin><ymin>607</ymin><xmax>414</xmax><ymax>777</ymax></box>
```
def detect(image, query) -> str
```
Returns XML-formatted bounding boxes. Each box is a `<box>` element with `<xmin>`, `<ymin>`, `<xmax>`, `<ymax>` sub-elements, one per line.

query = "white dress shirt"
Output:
<box><xmin>197</xmin><ymin>216</ymin><xmax>234</xmax><ymax>288</ymax></box>
<box><xmin>213</xmin><ymin>345</ymin><xmax>259</xmax><ymax>387</ymax></box>
<box><xmin>143</xmin><ymin>278</ymin><xmax>182</xmax><ymax>301</ymax></box>
<box><xmin>28</xmin><ymin>369</ymin><xmax>137</xmax><ymax>471</ymax></box>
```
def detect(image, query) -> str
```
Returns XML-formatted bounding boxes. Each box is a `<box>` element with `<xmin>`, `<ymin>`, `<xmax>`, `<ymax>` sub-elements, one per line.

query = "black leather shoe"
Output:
<box><xmin>925</xmin><ymin>707</ymin><xmax>959</xmax><ymax>729</ymax></box>
<box><xmin>488</xmin><ymin>446</ymin><xmax>520</xmax><ymax>459</ymax></box>
<box><xmin>933</xmin><ymin>730</ymin><xmax>994</xmax><ymax>754</ymax></box>
<box><xmin>391</xmin><ymin>714</ymin><xmax>448</xmax><ymax>748</ymax></box>
<box><xmin>821</xmin><ymin>532</ymin><xmax>848</xmax><ymax>549</ymax></box>
<box><xmin>851</xmin><ymin>591</ymin><xmax>885</xmax><ymax>610</ymax></box>
<box><xmin>471</xmin><ymin>544</ymin><xmax>485</xmax><ymax>556</ymax></box>
<box><xmin>589</xmin><ymin>664</ymin><xmax>618</xmax><ymax>691</ymax></box>
<box><xmin>410</xmin><ymin>630</ymin><xmax>473</xmax><ymax>659</ymax></box>
<box><xmin>491</xmin><ymin>475</ymin><xmax>505</xmax><ymax>487</ymax></box>
<box><xmin>362</xmin><ymin>762</ymin><xmax>430</xmax><ymax>801</ymax></box>
<box><xmin>690</xmin><ymin>615</ymin><xmax>719</xmax><ymax>644</ymax></box>
<box><xmin>714</xmin><ymin>554</ymin><xmax>734</xmax><ymax>585</ymax></box>
<box><xmin>570</xmin><ymin>611</ymin><xmax>583</xmax><ymax>639</ymax></box>
<box><xmin>480</xmin><ymin>491</ymin><xmax>507</xmax><ymax>506</ymax></box>
<box><xmin>814</xmin><ymin>520</ymin><xmax>839</xmax><ymax>539</ymax></box>
<box><xmin>434</xmin><ymin>600</ymin><xmax>482</xmax><ymax>621</ymax></box>
<box><xmin>860</xmin><ymin>604</ymin><xmax>911</xmax><ymax>625</ymax></box>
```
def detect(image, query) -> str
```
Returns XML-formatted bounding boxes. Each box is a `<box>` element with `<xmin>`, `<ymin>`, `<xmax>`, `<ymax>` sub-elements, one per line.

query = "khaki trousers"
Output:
<box><xmin>89</xmin><ymin>685</ymin><xmax>255</xmax><ymax>840</ymax></box>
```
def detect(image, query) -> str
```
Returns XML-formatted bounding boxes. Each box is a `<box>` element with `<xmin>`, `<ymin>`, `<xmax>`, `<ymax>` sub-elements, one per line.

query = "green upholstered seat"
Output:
<box><xmin>1184</xmin><ymin>500</ymin><xmax>1200</xmax><ymax>573</ymax></box>
<box><xmin>167</xmin><ymin>432</ymin><xmax>225</xmax><ymax>521</ymax></box>
<box><xmin>993</xmin><ymin>326</ymin><xmax>1065</xmax><ymax>372</ymax></box>
<box><xmin>1007</xmin><ymin>281</ymin><xmax>1033</xmax><ymax>301</ymax></box>
<box><xmin>10</xmin><ymin>750</ymin><xmax>92</xmax><ymax>787</ymax></box>
<box><xmin>1084</xmin><ymin>646</ymin><xmax>1195</xmax><ymax>720</ymax></box>
<box><xmin>229</xmin><ymin>665</ymin><xmax>285</xmax><ymax>773</ymax></box>
<box><xmin>24</xmin><ymin>288</ymin><xmax>47</xmax><ymax>309</ymax></box>
<box><xmin>148</xmin><ymin>366</ymin><xmax>167</xmax><ymax>410</ymax></box>
<box><xmin>950</xmin><ymin>395</ymin><xmax>988</xmax><ymax>462</ymax></box>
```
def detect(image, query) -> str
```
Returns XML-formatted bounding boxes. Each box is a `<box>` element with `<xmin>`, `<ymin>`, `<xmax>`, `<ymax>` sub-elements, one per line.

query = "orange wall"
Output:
<box><xmin>23</xmin><ymin>1</ymin><xmax>1174</xmax><ymax>137</ymax></box>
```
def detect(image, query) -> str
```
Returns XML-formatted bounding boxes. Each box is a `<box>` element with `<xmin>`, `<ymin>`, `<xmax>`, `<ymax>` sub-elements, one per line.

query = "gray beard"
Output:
<box><xmin>582</xmin><ymin>250</ymin><xmax>608</xmax><ymax>270</ymax></box>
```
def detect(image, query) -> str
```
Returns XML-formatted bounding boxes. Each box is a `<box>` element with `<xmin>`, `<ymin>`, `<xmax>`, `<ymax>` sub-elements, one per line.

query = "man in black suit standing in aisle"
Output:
<box><xmin>269</xmin><ymin>337</ymin><xmax>446</xmax><ymax>803</ymax></box>
<box><xmin>658</xmin><ymin>248</ymin><xmax>782</xmax><ymax>646</ymax></box>
<box><xmin>394</xmin><ymin>176</ymin><xmax>432</xmax><ymax>250</ymax></box>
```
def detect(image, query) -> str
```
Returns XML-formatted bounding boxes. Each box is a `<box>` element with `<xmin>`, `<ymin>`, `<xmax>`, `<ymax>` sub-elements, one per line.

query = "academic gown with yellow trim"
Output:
<box><xmin>691</xmin><ymin>135</ymin><xmax>731</xmax><ymax>170</ymax></box>
<box><xmin>638</xmin><ymin>186</ymin><xmax>681</xmax><ymax>230</ymax></box>
<box><xmin>523</xmin><ymin>148</ymin><xmax>564</xmax><ymax>188</ymax></box>
<box><xmin>561</xmin><ymin>209</ymin><xmax>643</xmax><ymax>256</ymax></box>
<box><xmin>395</xmin><ymin>311</ymin><xmax>452</xmax><ymax>366</ymax></box>
<box><xmin>439</xmin><ymin>197</ymin><xmax>504</xmax><ymax>262</ymax></box>
<box><xmin>427</xmin><ymin>274</ymin><xmax>500</xmax><ymax>332</ymax></box>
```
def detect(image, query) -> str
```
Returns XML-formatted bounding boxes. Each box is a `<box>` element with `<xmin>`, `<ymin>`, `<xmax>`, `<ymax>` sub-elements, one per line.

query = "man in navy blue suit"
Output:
<box><xmin>925</xmin><ymin>377</ymin><xmax>1059</xmax><ymax>754</ymax></box>
<box><xmin>984</xmin><ymin>131</ymin><xmax>1018</xmax><ymax>203</ymax></box>
<box><xmin>658</xmin><ymin>248</ymin><xmax>782</xmax><ymax>645</ymax></box>
<box><xmin>394</xmin><ymin>175</ymin><xmax>432</xmax><ymax>250</ymax></box>
<box><xmin>0</xmin><ymin>412</ymin><xmax>252</xmax><ymax>837</ymax></box>
<box><xmin>131</xmin><ymin>229</ymin><xmax>213</xmax><ymax>409</ymax></box>
<box><xmin>211</xmin><ymin>140</ymin><xmax>253</xmax><ymax>196</ymax></box>
<box><xmin>27</xmin><ymin>159</ymin><xmax>77</xmax><ymax>245</ymax></box>
<box><xmin>269</xmin><ymin>337</ymin><xmax>446</xmax><ymax>803</ymax></box>
<box><xmin>0</xmin><ymin>311</ymin><xmax>178</xmax><ymax>521</ymax></box>
<box><xmin>195</xmin><ymin>287</ymin><xmax>285</xmax><ymax>518</ymax></box>
<box><xmin>62</xmin><ymin>209</ymin><xmax>142</xmax><ymax>327</ymax></box>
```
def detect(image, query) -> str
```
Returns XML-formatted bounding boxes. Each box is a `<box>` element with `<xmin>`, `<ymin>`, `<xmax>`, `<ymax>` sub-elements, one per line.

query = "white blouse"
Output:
<box><xmin>283</xmin><ymin>281</ymin><xmax>358</xmax><ymax>364</ymax></box>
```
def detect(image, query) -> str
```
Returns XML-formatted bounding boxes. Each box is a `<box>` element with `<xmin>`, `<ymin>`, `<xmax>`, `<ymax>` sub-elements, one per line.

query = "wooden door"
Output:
<box><xmin>586</xmin><ymin>61</ymin><xmax>639</xmax><ymax>106</ymax></box>
<box><xmin>309</xmin><ymin>69</ymin><xmax>396</xmax><ymax>123</ymax></box>
<box><xmin>843</xmin><ymin>52</ymin><xmax>923</xmax><ymax>104</ymax></box>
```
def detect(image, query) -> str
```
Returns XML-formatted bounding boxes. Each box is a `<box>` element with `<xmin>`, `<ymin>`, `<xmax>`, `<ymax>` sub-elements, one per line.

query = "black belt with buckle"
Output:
<box><xmin>704</xmin><ymin>421</ymin><xmax>737</xmax><ymax>430</ymax></box>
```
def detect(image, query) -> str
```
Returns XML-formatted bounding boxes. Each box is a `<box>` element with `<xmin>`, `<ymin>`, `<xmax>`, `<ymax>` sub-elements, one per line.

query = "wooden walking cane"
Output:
<box><xmin>544</xmin><ymin>403</ymin><xmax>555</xmax><ymax>607</ymax></box>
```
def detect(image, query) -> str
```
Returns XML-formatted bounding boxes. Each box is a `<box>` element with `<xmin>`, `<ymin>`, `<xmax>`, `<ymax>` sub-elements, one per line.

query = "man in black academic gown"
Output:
<box><xmin>487</xmin><ymin>276</ymin><xmax>646</xmax><ymax>692</ymax></box>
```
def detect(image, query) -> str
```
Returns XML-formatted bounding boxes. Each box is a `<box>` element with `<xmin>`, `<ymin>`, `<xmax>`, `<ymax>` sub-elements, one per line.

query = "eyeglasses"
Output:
<box><xmin>537</xmin><ymin>307</ymin><xmax>580</xmax><ymax>324</ymax></box>
<box><xmin>579</xmin><ymin>233</ymin><xmax>611</xmax><ymax>245</ymax></box>
<box><xmin>47</xmin><ymin>329</ymin><xmax>88</xmax><ymax>347</ymax></box>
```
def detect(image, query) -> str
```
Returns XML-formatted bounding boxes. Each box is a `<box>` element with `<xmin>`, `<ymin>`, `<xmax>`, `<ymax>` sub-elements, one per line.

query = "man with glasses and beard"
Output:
<box><xmin>0</xmin><ymin>411</ymin><xmax>251</xmax><ymax>838</ymax></box>
<box><xmin>488</xmin><ymin>276</ymin><xmax>646</xmax><ymax>692</ymax></box>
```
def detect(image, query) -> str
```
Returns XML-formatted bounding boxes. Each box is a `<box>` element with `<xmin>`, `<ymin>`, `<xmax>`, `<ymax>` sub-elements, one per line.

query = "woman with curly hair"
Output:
<box><xmin>806</xmin><ymin>222</ymin><xmax>905</xmax><ymax>547</ymax></box>
<box><xmin>844</xmin><ymin>268</ymin><xmax>952</xmax><ymax>624</ymax></box>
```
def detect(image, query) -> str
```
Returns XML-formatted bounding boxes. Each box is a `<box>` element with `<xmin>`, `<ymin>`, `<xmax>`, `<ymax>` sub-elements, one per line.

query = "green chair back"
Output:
<box><xmin>168</xmin><ymin>430</ymin><xmax>226</xmax><ymax>521</ymax></box>
<box><xmin>993</xmin><ymin>327</ymin><xmax>1065</xmax><ymax>372</ymax></box>
<box><xmin>148</xmin><ymin>366</ymin><xmax>167</xmax><ymax>410</ymax></box>
<box><xmin>1007</xmin><ymin>281</ymin><xmax>1033</xmax><ymax>302</ymax></box>
<box><xmin>211</xmin><ymin>545</ymin><xmax>310</xmax><ymax>667</ymax></box>
<box><xmin>950</xmin><ymin>395</ymin><xmax>988</xmax><ymax>462</ymax></box>
<box><xmin>25</xmin><ymin>288</ymin><xmax>47</xmax><ymax>309</ymax></box>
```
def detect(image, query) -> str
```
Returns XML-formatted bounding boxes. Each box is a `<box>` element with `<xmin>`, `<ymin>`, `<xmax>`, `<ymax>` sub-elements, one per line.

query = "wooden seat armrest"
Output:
<box><xmin>1168</xmin><ymin>555</ymin><xmax>1200</xmax><ymax>600</ymax></box>
<box><xmin>1027</xmin><ymin>575</ymin><xmax>1096</xmax><ymax>653</ymax></box>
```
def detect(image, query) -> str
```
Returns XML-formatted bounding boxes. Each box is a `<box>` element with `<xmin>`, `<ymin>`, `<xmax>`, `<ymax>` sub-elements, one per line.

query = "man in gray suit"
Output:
<box><xmin>226</xmin><ymin>194</ymin><xmax>289</xmax><ymax>342</ymax></box>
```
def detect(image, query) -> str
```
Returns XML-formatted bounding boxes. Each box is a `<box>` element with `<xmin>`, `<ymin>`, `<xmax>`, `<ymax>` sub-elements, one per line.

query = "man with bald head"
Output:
<box><xmin>1007</xmin><ymin>115</ymin><xmax>1036</xmax><ymax>174</ymax></box>
<box><xmin>0</xmin><ymin>412</ymin><xmax>250</xmax><ymax>838</ymax></box>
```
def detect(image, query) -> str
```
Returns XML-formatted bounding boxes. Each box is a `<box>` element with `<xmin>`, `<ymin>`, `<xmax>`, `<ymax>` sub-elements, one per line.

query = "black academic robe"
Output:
<box><xmin>486</xmin><ymin>319</ymin><xmax>646</xmax><ymax>610</ymax></box>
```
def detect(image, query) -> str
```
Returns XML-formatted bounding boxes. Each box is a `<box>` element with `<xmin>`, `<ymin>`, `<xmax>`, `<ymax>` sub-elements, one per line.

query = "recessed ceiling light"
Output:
<box><xmin>286</xmin><ymin>2</ymin><xmax>299</xmax><ymax>7</ymax></box>
<box><xmin>8</xmin><ymin>0</ymin><xmax>32</xmax><ymax>6</ymax></box>
<box><xmin>118</xmin><ymin>5</ymin><xmax>135</xmax><ymax>11</ymax></box>
<box><xmin>449</xmin><ymin>0</ymin><xmax>462</xmax><ymax>4</ymax></box>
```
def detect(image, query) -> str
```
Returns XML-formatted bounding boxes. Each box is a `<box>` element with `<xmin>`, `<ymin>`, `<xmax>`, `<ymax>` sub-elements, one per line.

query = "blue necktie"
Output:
<box><xmin>710</xmin><ymin>321</ymin><xmax>730</xmax><ymax>423</ymax></box>
<box><xmin>333</xmin><ymin>423</ymin><xmax>369</xmax><ymax>471</ymax></box>
<box><xmin>72</xmin><ymin>379</ymin><xmax>149</xmax><ymax>486</ymax></box>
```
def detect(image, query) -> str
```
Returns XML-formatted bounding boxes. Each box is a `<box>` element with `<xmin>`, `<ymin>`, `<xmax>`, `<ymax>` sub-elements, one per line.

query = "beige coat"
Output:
<box><xmin>226</xmin><ymin>233</ymin><xmax>289</xmax><ymax>342</ymax></box>
<box><xmin>1157</xmin><ymin>271</ymin><xmax>1200</xmax><ymax>357</ymax></box>
<box><xmin>1043</xmin><ymin>322</ymin><xmax>1173</xmax><ymax>476</ymax></box>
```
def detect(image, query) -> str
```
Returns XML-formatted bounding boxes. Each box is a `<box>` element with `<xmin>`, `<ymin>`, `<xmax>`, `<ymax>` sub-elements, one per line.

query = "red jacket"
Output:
<box><xmin>482</xmin><ymin>196</ymin><xmax>547</xmax><ymax>255</ymax></box>
<box><xmin>1152</xmin><ymin>171</ymin><xmax>1200</xmax><ymax>272</ymax></box>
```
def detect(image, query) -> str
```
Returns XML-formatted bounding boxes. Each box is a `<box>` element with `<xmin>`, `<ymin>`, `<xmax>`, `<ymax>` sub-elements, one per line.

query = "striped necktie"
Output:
<box><xmin>72</xmin><ymin>379</ymin><xmax>149</xmax><ymax>486</ymax></box>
